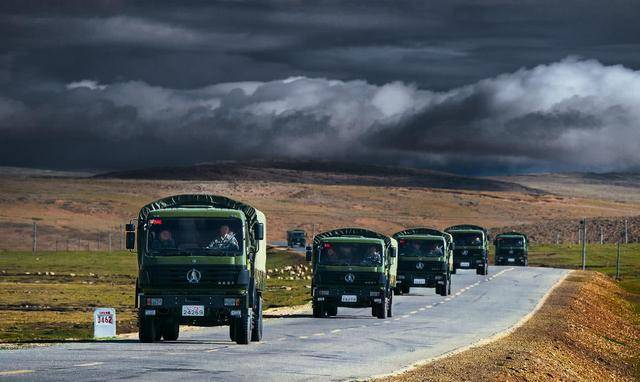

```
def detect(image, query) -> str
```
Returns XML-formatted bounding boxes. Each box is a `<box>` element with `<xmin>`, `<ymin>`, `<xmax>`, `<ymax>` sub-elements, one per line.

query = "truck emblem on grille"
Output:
<box><xmin>462</xmin><ymin>250</ymin><xmax>468</xmax><ymax>255</ymax></box>
<box><xmin>344</xmin><ymin>273</ymin><xmax>355</xmax><ymax>283</ymax></box>
<box><xmin>186</xmin><ymin>268</ymin><xmax>201</xmax><ymax>283</ymax></box>
<box><xmin>416</xmin><ymin>262</ymin><xmax>425</xmax><ymax>270</ymax></box>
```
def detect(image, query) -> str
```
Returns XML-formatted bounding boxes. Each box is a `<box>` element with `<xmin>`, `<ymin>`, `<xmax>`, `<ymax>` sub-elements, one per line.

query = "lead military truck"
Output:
<box><xmin>125</xmin><ymin>194</ymin><xmax>267</xmax><ymax>344</ymax></box>
<box><xmin>494</xmin><ymin>231</ymin><xmax>528</xmax><ymax>266</ymax></box>
<box><xmin>306</xmin><ymin>228</ymin><xmax>398</xmax><ymax>319</ymax></box>
<box><xmin>444</xmin><ymin>225</ymin><xmax>489</xmax><ymax>275</ymax></box>
<box><xmin>393</xmin><ymin>228</ymin><xmax>453</xmax><ymax>296</ymax></box>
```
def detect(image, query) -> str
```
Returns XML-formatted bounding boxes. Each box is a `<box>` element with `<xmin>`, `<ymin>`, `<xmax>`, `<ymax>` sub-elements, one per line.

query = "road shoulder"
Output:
<box><xmin>377</xmin><ymin>271</ymin><xmax>640</xmax><ymax>381</ymax></box>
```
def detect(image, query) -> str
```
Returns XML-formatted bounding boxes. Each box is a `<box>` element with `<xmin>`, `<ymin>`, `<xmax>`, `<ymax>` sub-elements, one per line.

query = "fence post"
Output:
<box><xmin>624</xmin><ymin>219</ymin><xmax>629</xmax><ymax>244</ymax></box>
<box><xmin>108</xmin><ymin>233</ymin><xmax>112</xmax><ymax>253</ymax></box>
<box><xmin>32</xmin><ymin>221</ymin><xmax>37</xmax><ymax>255</ymax></box>
<box><xmin>600</xmin><ymin>226</ymin><xmax>603</xmax><ymax>244</ymax></box>
<box><xmin>615</xmin><ymin>242</ymin><xmax>621</xmax><ymax>280</ymax></box>
<box><xmin>581</xmin><ymin>218</ymin><xmax>587</xmax><ymax>271</ymax></box>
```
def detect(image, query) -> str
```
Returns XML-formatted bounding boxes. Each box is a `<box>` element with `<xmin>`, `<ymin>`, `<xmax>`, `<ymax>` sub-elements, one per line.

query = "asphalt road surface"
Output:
<box><xmin>0</xmin><ymin>266</ymin><xmax>567</xmax><ymax>381</ymax></box>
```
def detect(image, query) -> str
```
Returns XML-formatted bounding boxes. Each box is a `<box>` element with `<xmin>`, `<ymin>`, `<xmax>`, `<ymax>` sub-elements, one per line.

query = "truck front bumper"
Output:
<box><xmin>313</xmin><ymin>286</ymin><xmax>385</xmax><ymax>308</ymax></box>
<box><xmin>138</xmin><ymin>293</ymin><xmax>247</xmax><ymax>325</ymax></box>
<box><xmin>396</xmin><ymin>271</ymin><xmax>445</xmax><ymax>288</ymax></box>
<box><xmin>454</xmin><ymin>258</ymin><xmax>486</xmax><ymax>269</ymax></box>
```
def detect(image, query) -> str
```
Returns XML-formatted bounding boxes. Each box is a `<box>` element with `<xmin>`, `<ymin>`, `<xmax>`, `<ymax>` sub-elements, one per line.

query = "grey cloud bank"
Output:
<box><xmin>0</xmin><ymin>58</ymin><xmax>638</xmax><ymax>174</ymax></box>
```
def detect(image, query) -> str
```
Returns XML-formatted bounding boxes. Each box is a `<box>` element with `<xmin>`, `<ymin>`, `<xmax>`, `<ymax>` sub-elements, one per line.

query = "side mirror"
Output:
<box><xmin>254</xmin><ymin>223</ymin><xmax>265</xmax><ymax>241</ymax></box>
<box><xmin>125</xmin><ymin>223</ymin><xmax>136</xmax><ymax>250</ymax></box>
<box><xmin>305</xmin><ymin>246</ymin><xmax>312</xmax><ymax>262</ymax></box>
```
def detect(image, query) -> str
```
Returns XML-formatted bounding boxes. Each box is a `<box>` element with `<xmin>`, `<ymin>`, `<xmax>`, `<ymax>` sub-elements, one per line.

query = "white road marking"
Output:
<box><xmin>0</xmin><ymin>370</ymin><xmax>34</xmax><ymax>376</ymax></box>
<box><xmin>74</xmin><ymin>362</ymin><xmax>104</xmax><ymax>367</ymax></box>
<box><xmin>313</xmin><ymin>332</ymin><xmax>325</xmax><ymax>336</ymax></box>
<box><xmin>299</xmin><ymin>336</ymin><xmax>308</xmax><ymax>339</ymax></box>
<box><xmin>419</xmin><ymin>308</ymin><xmax>425</xmax><ymax>311</ymax></box>
<box><xmin>205</xmin><ymin>349</ymin><xmax>219</xmax><ymax>353</ymax></box>
<box><xmin>409</xmin><ymin>311</ymin><xmax>418</xmax><ymax>314</ymax></box>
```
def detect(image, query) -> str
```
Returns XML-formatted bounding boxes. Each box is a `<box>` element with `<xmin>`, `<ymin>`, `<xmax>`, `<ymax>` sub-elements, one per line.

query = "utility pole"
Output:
<box><xmin>32</xmin><ymin>221</ymin><xmax>37</xmax><ymax>255</ymax></box>
<box><xmin>624</xmin><ymin>219</ymin><xmax>629</xmax><ymax>244</ymax></box>
<box><xmin>615</xmin><ymin>242</ymin><xmax>621</xmax><ymax>280</ymax></box>
<box><xmin>581</xmin><ymin>218</ymin><xmax>587</xmax><ymax>271</ymax></box>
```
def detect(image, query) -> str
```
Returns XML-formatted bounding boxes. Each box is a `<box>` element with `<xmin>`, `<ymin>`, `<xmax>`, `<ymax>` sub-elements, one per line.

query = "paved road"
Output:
<box><xmin>0</xmin><ymin>266</ymin><xmax>567</xmax><ymax>381</ymax></box>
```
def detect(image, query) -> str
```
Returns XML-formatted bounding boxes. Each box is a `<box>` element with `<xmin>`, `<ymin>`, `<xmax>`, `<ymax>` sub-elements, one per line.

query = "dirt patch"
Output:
<box><xmin>377</xmin><ymin>272</ymin><xmax>640</xmax><ymax>381</ymax></box>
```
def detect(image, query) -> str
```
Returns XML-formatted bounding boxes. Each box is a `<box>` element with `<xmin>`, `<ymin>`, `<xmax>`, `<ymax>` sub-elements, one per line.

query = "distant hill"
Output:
<box><xmin>96</xmin><ymin>160</ymin><xmax>542</xmax><ymax>193</ymax></box>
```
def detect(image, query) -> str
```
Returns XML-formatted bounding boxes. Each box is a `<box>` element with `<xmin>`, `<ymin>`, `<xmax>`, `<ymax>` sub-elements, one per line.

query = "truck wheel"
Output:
<box><xmin>386</xmin><ymin>291</ymin><xmax>393</xmax><ymax>318</ymax></box>
<box><xmin>229</xmin><ymin>321</ymin><xmax>236</xmax><ymax>342</ymax></box>
<box><xmin>138</xmin><ymin>315</ymin><xmax>156</xmax><ymax>343</ymax></box>
<box><xmin>162</xmin><ymin>321</ymin><xmax>179</xmax><ymax>341</ymax></box>
<box><xmin>327</xmin><ymin>305</ymin><xmax>338</xmax><ymax>317</ymax></box>
<box><xmin>312</xmin><ymin>302</ymin><xmax>324</xmax><ymax>318</ymax></box>
<box><xmin>402</xmin><ymin>284</ymin><xmax>410</xmax><ymax>294</ymax></box>
<box><xmin>234</xmin><ymin>309</ymin><xmax>252</xmax><ymax>345</ymax></box>
<box><xmin>251</xmin><ymin>296</ymin><xmax>263</xmax><ymax>342</ymax></box>
<box><xmin>376</xmin><ymin>298</ymin><xmax>388</xmax><ymax>319</ymax></box>
<box><xmin>394</xmin><ymin>286</ymin><xmax>402</xmax><ymax>296</ymax></box>
<box><xmin>484</xmin><ymin>264</ymin><xmax>489</xmax><ymax>275</ymax></box>
<box><xmin>447</xmin><ymin>275</ymin><xmax>452</xmax><ymax>295</ymax></box>
<box><xmin>451</xmin><ymin>267</ymin><xmax>457</xmax><ymax>274</ymax></box>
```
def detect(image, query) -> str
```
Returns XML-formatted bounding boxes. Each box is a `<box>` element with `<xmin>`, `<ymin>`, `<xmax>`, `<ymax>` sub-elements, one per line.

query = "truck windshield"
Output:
<box><xmin>497</xmin><ymin>237</ymin><xmax>524</xmax><ymax>247</ymax></box>
<box><xmin>290</xmin><ymin>232</ymin><xmax>305</xmax><ymax>238</ymax></box>
<box><xmin>319</xmin><ymin>243</ymin><xmax>383</xmax><ymax>266</ymax></box>
<box><xmin>399</xmin><ymin>239</ymin><xmax>444</xmax><ymax>257</ymax></box>
<box><xmin>452</xmin><ymin>232</ymin><xmax>484</xmax><ymax>247</ymax></box>
<box><xmin>146</xmin><ymin>217</ymin><xmax>243</xmax><ymax>256</ymax></box>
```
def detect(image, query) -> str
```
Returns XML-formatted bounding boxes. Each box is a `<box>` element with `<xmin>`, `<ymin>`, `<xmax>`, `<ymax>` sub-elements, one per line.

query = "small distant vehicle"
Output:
<box><xmin>287</xmin><ymin>229</ymin><xmax>307</xmax><ymax>248</ymax></box>
<box><xmin>494</xmin><ymin>232</ymin><xmax>528</xmax><ymax>266</ymax></box>
<box><xmin>444</xmin><ymin>225</ymin><xmax>489</xmax><ymax>275</ymax></box>
<box><xmin>393</xmin><ymin>228</ymin><xmax>453</xmax><ymax>296</ymax></box>
<box><xmin>306</xmin><ymin>228</ymin><xmax>398</xmax><ymax>319</ymax></box>
<box><xmin>125</xmin><ymin>194</ymin><xmax>267</xmax><ymax>344</ymax></box>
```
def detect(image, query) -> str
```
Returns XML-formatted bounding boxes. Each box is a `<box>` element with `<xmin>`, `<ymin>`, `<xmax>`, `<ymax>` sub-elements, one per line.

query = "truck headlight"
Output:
<box><xmin>370</xmin><ymin>291</ymin><xmax>381</xmax><ymax>297</ymax></box>
<box><xmin>317</xmin><ymin>289</ymin><xmax>330</xmax><ymax>296</ymax></box>
<box><xmin>397</xmin><ymin>275</ymin><xmax>405</xmax><ymax>280</ymax></box>
<box><xmin>224</xmin><ymin>298</ymin><xmax>240</xmax><ymax>307</ymax></box>
<box><xmin>146</xmin><ymin>298</ymin><xmax>163</xmax><ymax>306</ymax></box>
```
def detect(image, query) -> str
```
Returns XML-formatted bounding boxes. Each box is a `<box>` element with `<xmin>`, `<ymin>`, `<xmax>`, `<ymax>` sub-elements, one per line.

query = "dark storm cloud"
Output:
<box><xmin>1</xmin><ymin>1</ymin><xmax>640</xmax><ymax>173</ymax></box>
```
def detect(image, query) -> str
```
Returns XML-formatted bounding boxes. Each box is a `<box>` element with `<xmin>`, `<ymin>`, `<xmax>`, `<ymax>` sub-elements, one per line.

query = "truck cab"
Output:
<box><xmin>393</xmin><ymin>228</ymin><xmax>453</xmax><ymax>296</ymax></box>
<box><xmin>287</xmin><ymin>229</ymin><xmax>307</xmax><ymax>248</ymax></box>
<box><xmin>494</xmin><ymin>232</ymin><xmax>528</xmax><ymax>266</ymax></box>
<box><xmin>444</xmin><ymin>225</ymin><xmax>489</xmax><ymax>275</ymax></box>
<box><xmin>125</xmin><ymin>194</ymin><xmax>266</xmax><ymax>345</ymax></box>
<box><xmin>306</xmin><ymin>228</ymin><xmax>397</xmax><ymax>319</ymax></box>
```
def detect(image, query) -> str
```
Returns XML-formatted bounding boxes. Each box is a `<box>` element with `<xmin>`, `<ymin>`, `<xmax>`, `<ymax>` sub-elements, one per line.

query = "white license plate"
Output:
<box><xmin>460</xmin><ymin>262</ymin><xmax>470</xmax><ymax>267</ymax></box>
<box><xmin>341</xmin><ymin>295</ymin><xmax>357</xmax><ymax>303</ymax></box>
<box><xmin>414</xmin><ymin>278</ymin><xmax>426</xmax><ymax>285</ymax></box>
<box><xmin>182</xmin><ymin>305</ymin><xmax>205</xmax><ymax>317</ymax></box>
<box><xmin>508</xmin><ymin>258</ymin><xmax>515</xmax><ymax>262</ymax></box>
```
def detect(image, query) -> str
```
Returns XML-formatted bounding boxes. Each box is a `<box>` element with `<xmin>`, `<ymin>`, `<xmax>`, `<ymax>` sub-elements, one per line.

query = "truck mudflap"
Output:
<box><xmin>313</xmin><ymin>287</ymin><xmax>386</xmax><ymax>307</ymax></box>
<box><xmin>396</xmin><ymin>272</ymin><xmax>445</xmax><ymax>287</ymax></box>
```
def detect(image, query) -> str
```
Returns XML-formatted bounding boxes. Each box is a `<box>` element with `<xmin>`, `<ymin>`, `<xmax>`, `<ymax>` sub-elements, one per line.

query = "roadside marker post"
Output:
<box><xmin>615</xmin><ymin>242</ymin><xmax>621</xmax><ymax>280</ymax></box>
<box><xmin>94</xmin><ymin>308</ymin><xmax>117</xmax><ymax>339</ymax></box>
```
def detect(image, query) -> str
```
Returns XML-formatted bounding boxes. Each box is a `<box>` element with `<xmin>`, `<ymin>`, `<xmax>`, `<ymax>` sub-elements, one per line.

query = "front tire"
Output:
<box><xmin>234</xmin><ymin>309</ymin><xmax>252</xmax><ymax>345</ymax></box>
<box><xmin>161</xmin><ymin>320</ymin><xmax>179</xmax><ymax>341</ymax></box>
<box><xmin>451</xmin><ymin>267</ymin><xmax>457</xmax><ymax>274</ymax></box>
<box><xmin>386</xmin><ymin>291</ymin><xmax>393</xmax><ymax>317</ymax></box>
<box><xmin>327</xmin><ymin>305</ymin><xmax>338</xmax><ymax>317</ymax></box>
<box><xmin>376</xmin><ymin>297</ymin><xmax>388</xmax><ymax>319</ymax></box>
<box><xmin>251</xmin><ymin>296</ymin><xmax>263</xmax><ymax>342</ymax></box>
<box><xmin>138</xmin><ymin>313</ymin><xmax>156</xmax><ymax>343</ymax></box>
<box><xmin>312</xmin><ymin>301</ymin><xmax>325</xmax><ymax>318</ymax></box>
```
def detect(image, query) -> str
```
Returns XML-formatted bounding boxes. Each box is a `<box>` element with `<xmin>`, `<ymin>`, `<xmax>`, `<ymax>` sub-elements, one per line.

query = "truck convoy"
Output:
<box><xmin>444</xmin><ymin>225</ymin><xmax>489</xmax><ymax>275</ymax></box>
<box><xmin>306</xmin><ymin>228</ymin><xmax>398</xmax><ymax>319</ymax></box>
<box><xmin>393</xmin><ymin>228</ymin><xmax>453</xmax><ymax>296</ymax></box>
<box><xmin>125</xmin><ymin>194</ymin><xmax>267</xmax><ymax>344</ymax></box>
<box><xmin>494</xmin><ymin>231</ymin><xmax>529</xmax><ymax>266</ymax></box>
<box><xmin>287</xmin><ymin>229</ymin><xmax>307</xmax><ymax>248</ymax></box>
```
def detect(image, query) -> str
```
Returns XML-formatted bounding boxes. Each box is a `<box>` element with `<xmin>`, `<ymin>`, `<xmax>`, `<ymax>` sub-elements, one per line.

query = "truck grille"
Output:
<box><xmin>399</xmin><ymin>260</ymin><xmax>442</xmax><ymax>272</ymax></box>
<box><xmin>144</xmin><ymin>265</ymin><xmax>242</xmax><ymax>287</ymax></box>
<box><xmin>316</xmin><ymin>271</ymin><xmax>380</xmax><ymax>286</ymax></box>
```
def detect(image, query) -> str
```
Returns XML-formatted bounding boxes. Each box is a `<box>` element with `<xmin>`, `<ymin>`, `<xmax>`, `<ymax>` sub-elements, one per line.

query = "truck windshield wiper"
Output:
<box><xmin>151</xmin><ymin>250</ymin><xmax>192</xmax><ymax>256</ymax></box>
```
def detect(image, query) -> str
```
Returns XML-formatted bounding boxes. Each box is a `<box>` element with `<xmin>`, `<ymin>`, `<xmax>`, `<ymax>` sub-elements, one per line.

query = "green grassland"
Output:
<box><xmin>0</xmin><ymin>247</ymin><xmax>309</xmax><ymax>342</ymax></box>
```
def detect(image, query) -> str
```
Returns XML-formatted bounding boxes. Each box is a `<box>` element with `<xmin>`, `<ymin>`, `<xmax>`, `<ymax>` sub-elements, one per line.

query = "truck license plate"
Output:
<box><xmin>341</xmin><ymin>295</ymin><xmax>357</xmax><ymax>303</ymax></box>
<box><xmin>182</xmin><ymin>305</ymin><xmax>205</xmax><ymax>317</ymax></box>
<box><xmin>508</xmin><ymin>258</ymin><xmax>515</xmax><ymax>262</ymax></box>
<box><xmin>460</xmin><ymin>262</ymin><xmax>470</xmax><ymax>267</ymax></box>
<box><xmin>414</xmin><ymin>278</ymin><xmax>426</xmax><ymax>285</ymax></box>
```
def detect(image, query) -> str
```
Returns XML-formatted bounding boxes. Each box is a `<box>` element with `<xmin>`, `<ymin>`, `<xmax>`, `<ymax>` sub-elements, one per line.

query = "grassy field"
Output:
<box><xmin>0</xmin><ymin>247</ymin><xmax>309</xmax><ymax>343</ymax></box>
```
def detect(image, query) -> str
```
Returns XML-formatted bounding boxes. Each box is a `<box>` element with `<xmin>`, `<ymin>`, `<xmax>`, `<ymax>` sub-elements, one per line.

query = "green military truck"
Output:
<box><xmin>392</xmin><ymin>228</ymin><xmax>453</xmax><ymax>296</ymax></box>
<box><xmin>444</xmin><ymin>224</ymin><xmax>489</xmax><ymax>275</ymax></box>
<box><xmin>125</xmin><ymin>194</ymin><xmax>267</xmax><ymax>344</ymax></box>
<box><xmin>494</xmin><ymin>231</ymin><xmax>528</xmax><ymax>266</ymax></box>
<box><xmin>305</xmin><ymin>228</ymin><xmax>397</xmax><ymax>319</ymax></box>
<box><xmin>287</xmin><ymin>229</ymin><xmax>307</xmax><ymax>248</ymax></box>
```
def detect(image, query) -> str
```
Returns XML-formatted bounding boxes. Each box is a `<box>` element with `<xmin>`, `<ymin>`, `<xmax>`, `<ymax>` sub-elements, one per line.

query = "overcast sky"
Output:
<box><xmin>1</xmin><ymin>1</ymin><xmax>640</xmax><ymax>174</ymax></box>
